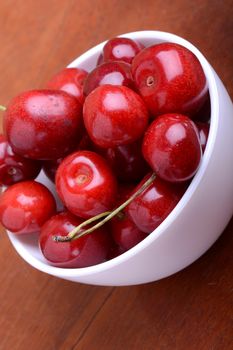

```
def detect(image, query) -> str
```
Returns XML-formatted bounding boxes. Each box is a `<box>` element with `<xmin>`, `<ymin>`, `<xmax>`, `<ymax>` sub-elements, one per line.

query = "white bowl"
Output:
<box><xmin>7</xmin><ymin>31</ymin><xmax>233</xmax><ymax>286</ymax></box>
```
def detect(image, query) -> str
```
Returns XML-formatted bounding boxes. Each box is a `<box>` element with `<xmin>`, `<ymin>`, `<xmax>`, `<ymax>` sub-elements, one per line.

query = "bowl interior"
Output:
<box><xmin>7</xmin><ymin>31</ymin><xmax>218</xmax><ymax>278</ymax></box>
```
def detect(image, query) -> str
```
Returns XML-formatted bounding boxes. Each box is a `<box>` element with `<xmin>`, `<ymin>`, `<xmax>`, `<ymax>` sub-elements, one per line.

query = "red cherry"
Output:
<box><xmin>110</xmin><ymin>185</ymin><xmax>147</xmax><ymax>250</ymax></box>
<box><xmin>98</xmin><ymin>139</ymin><xmax>149</xmax><ymax>182</ymax></box>
<box><xmin>142</xmin><ymin>114</ymin><xmax>202</xmax><ymax>182</ymax></box>
<box><xmin>56</xmin><ymin>151</ymin><xmax>117</xmax><ymax>218</ymax></box>
<box><xmin>196</xmin><ymin>122</ymin><xmax>210</xmax><ymax>152</ymax></box>
<box><xmin>83</xmin><ymin>61</ymin><xmax>134</xmax><ymax>96</ymax></box>
<box><xmin>132</xmin><ymin>43</ymin><xmax>208</xmax><ymax>117</ymax></box>
<box><xmin>127</xmin><ymin>174</ymin><xmax>185</xmax><ymax>233</ymax></box>
<box><xmin>103</xmin><ymin>37</ymin><xmax>143</xmax><ymax>64</ymax></box>
<box><xmin>46</xmin><ymin>68</ymin><xmax>88</xmax><ymax>105</ymax></box>
<box><xmin>43</xmin><ymin>131</ymin><xmax>93</xmax><ymax>182</ymax></box>
<box><xmin>0</xmin><ymin>181</ymin><xmax>56</xmax><ymax>234</ymax></box>
<box><xmin>0</xmin><ymin>134</ymin><xmax>41</xmax><ymax>186</ymax></box>
<box><xmin>83</xmin><ymin>85</ymin><xmax>149</xmax><ymax>148</ymax></box>
<box><xmin>4</xmin><ymin>90</ymin><xmax>83</xmax><ymax>160</ymax></box>
<box><xmin>111</xmin><ymin>214</ymin><xmax>148</xmax><ymax>250</ymax></box>
<box><xmin>39</xmin><ymin>211</ymin><xmax>111</xmax><ymax>268</ymax></box>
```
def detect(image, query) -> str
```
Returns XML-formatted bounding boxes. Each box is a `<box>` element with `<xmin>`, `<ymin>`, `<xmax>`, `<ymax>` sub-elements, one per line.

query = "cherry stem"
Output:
<box><xmin>54</xmin><ymin>172</ymin><xmax>156</xmax><ymax>243</ymax></box>
<box><xmin>0</xmin><ymin>105</ymin><xmax>6</xmax><ymax>111</ymax></box>
<box><xmin>53</xmin><ymin>211</ymin><xmax>111</xmax><ymax>242</ymax></box>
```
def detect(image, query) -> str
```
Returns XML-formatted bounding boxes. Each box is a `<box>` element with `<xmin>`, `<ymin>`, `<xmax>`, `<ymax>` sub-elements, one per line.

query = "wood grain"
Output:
<box><xmin>0</xmin><ymin>1</ymin><xmax>232</xmax><ymax>349</ymax></box>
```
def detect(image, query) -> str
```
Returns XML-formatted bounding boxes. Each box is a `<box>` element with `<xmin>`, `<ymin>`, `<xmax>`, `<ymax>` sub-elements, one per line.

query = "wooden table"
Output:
<box><xmin>0</xmin><ymin>1</ymin><xmax>232</xmax><ymax>349</ymax></box>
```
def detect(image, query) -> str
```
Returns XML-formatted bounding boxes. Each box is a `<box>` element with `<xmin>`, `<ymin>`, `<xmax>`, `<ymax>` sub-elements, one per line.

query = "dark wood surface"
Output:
<box><xmin>0</xmin><ymin>1</ymin><xmax>232</xmax><ymax>349</ymax></box>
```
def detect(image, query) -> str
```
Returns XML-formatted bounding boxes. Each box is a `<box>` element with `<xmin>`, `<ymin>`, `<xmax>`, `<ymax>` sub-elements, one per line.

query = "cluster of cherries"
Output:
<box><xmin>0</xmin><ymin>36</ymin><xmax>210</xmax><ymax>268</ymax></box>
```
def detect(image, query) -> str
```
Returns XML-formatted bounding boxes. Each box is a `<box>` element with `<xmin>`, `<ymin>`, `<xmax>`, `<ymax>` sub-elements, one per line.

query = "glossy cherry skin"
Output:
<box><xmin>56</xmin><ymin>151</ymin><xmax>118</xmax><ymax>218</ymax></box>
<box><xmin>83</xmin><ymin>85</ymin><xmax>149</xmax><ymax>148</ymax></box>
<box><xmin>111</xmin><ymin>215</ymin><xmax>148</xmax><ymax>250</ymax></box>
<box><xmin>127</xmin><ymin>174</ymin><xmax>186</xmax><ymax>233</ymax></box>
<box><xmin>46</xmin><ymin>68</ymin><xmax>88</xmax><ymax>105</ymax></box>
<box><xmin>98</xmin><ymin>139</ymin><xmax>149</xmax><ymax>182</ymax></box>
<box><xmin>4</xmin><ymin>90</ymin><xmax>83</xmax><ymax>160</ymax></box>
<box><xmin>43</xmin><ymin>131</ymin><xmax>93</xmax><ymax>182</ymax></box>
<box><xmin>132</xmin><ymin>43</ymin><xmax>208</xmax><ymax>117</ymax></box>
<box><xmin>0</xmin><ymin>135</ymin><xmax>41</xmax><ymax>186</ymax></box>
<box><xmin>0</xmin><ymin>181</ymin><xmax>56</xmax><ymax>234</ymax></box>
<box><xmin>142</xmin><ymin>114</ymin><xmax>202</xmax><ymax>183</ymax></box>
<box><xmin>83</xmin><ymin>61</ymin><xmax>134</xmax><ymax>96</ymax></box>
<box><xmin>110</xmin><ymin>185</ymin><xmax>147</xmax><ymax>250</ymax></box>
<box><xmin>103</xmin><ymin>37</ymin><xmax>144</xmax><ymax>64</ymax></box>
<box><xmin>196</xmin><ymin>122</ymin><xmax>210</xmax><ymax>152</ymax></box>
<box><xmin>39</xmin><ymin>211</ymin><xmax>112</xmax><ymax>268</ymax></box>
